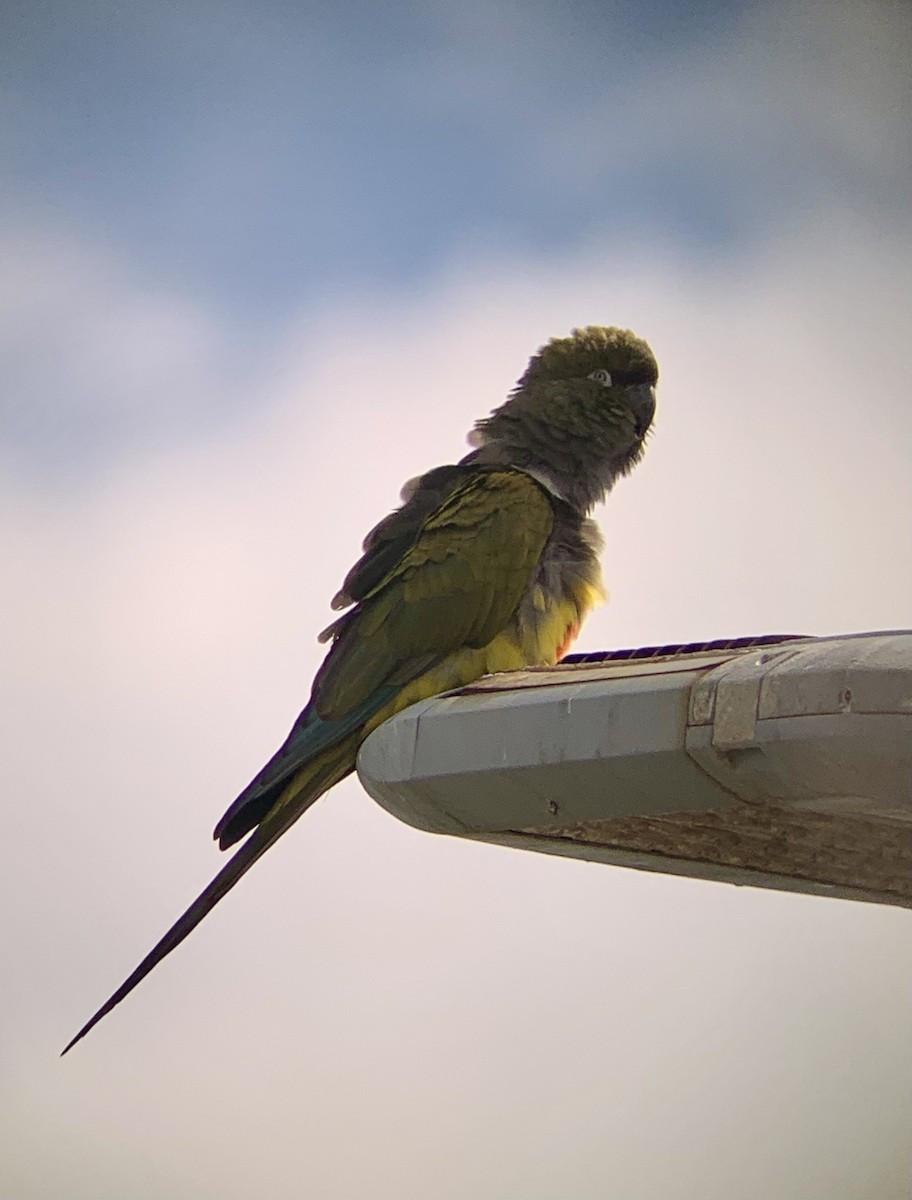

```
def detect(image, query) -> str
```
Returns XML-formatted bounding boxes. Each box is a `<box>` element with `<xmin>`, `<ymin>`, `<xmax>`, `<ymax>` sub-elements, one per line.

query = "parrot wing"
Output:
<box><xmin>63</xmin><ymin>466</ymin><xmax>554</xmax><ymax>1053</ymax></box>
<box><xmin>214</xmin><ymin>464</ymin><xmax>555</xmax><ymax>843</ymax></box>
<box><xmin>312</xmin><ymin>465</ymin><xmax>557</xmax><ymax>715</ymax></box>
<box><xmin>329</xmin><ymin>463</ymin><xmax>471</xmax><ymax>611</ymax></box>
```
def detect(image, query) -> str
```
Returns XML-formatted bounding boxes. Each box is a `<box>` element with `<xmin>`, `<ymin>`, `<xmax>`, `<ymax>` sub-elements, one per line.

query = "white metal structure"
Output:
<box><xmin>358</xmin><ymin>631</ymin><xmax>912</xmax><ymax>908</ymax></box>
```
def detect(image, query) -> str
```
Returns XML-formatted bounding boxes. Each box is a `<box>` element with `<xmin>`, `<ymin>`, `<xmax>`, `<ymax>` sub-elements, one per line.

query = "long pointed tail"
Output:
<box><xmin>62</xmin><ymin>736</ymin><xmax>358</xmax><ymax>1055</ymax></box>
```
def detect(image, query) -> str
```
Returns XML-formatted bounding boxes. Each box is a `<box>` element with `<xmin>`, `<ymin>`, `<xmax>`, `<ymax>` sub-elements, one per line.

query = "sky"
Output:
<box><xmin>2</xmin><ymin>1</ymin><xmax>912</xmax><ymax>1197</ymax></box>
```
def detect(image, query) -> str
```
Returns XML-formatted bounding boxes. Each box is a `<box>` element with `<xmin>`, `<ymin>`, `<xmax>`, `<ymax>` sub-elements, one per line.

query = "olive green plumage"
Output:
<box><xmin>470</xmin><ymin>325</ymin><xmax>657</xmax><ymax>511</ymax></box>
<box><xmin>63</xmin><ymin>325</ymin><xmax>658</xmax><ymax>1054</ymax></box>
<box><xmin>313</xmin><ymin>470</ymin><xmax>555</xmax><ymax>718</ymax></box>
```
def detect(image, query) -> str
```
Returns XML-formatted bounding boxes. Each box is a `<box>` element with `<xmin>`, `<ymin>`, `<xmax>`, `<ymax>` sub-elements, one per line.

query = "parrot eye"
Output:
<box><xmin>588</xmin><ymin>369</ymin><xmax>613</xmax><ymax>387</ymax></box>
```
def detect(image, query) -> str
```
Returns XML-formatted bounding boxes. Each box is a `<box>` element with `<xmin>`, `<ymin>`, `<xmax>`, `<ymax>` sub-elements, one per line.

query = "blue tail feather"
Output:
<box><xmin>214</xmin><ymin>686</ymin><xmax>398</xmax><ymax>847</ymax></box>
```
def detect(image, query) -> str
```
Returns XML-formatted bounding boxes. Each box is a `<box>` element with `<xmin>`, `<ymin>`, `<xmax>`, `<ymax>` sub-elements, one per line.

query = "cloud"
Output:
<box><xmin>4</xmin><ymin>0</ymin><xmax>909</xmax><ymax>329</ymax></box>
<box><xmin>0</xmin><ymin>222</ymin><xmax>253</xmax><ymax>476</ymax></box>
<box><xmin>3</xmin><ymin>187</ymin><xmax>912</xmax><ymax>1198</ymax></box>
<box><xmin>3</xmin><ymin>3</ymin><xmax>911</xmax><ymax>1193</ymax></box>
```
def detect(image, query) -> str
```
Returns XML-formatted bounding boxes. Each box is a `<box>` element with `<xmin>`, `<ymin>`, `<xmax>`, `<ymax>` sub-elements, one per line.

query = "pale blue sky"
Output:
<box><xmin>4</xmin><ymin>0</ymin><xmax>910</xmax><ymax>471</ymax></box>
<box><xmin>3</xmin><ymin>0</ymin><xmax>755</xmax><ymax>311</ymax></box>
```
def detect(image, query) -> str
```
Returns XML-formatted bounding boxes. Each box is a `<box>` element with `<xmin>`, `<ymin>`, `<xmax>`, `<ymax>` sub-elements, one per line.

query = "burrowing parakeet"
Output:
<box><xmin>64</xmin><ymin>324</ymin><xmax>658</xmax><ymax>1053</ymax></box>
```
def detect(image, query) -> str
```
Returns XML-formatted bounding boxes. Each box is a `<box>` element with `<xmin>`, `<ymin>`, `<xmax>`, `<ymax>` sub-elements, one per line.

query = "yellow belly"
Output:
<box><xmin>363</xmin><ymin>574</ymin><xmax>604</xmax><ymax>737</ymax></box>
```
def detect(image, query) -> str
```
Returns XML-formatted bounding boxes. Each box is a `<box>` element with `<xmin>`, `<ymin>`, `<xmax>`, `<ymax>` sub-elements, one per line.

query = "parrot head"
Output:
<box><xmin>468</xmin><ymin>325</ymin><xmax>658</xmax><ymax>512</ymax></box>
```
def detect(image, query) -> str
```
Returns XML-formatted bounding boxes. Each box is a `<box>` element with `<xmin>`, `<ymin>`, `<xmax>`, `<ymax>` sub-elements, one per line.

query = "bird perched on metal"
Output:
<box><xmin>63</xmin><ymin>324</ymin><xmax>658</xmax><ymax>1053</ymax></box>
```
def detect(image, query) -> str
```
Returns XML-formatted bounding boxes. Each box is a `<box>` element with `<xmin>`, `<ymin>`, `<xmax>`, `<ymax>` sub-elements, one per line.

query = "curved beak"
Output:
<box><xmin>627</xmin><ymin>382</ymin><xmax>656</xmax><ymax>438</ymax></box>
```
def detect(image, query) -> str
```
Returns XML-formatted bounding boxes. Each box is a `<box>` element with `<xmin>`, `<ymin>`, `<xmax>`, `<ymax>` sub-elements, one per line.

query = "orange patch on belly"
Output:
<box><xmin>555</xmin><ymin>621</ymin><xmax>581</xmax><ymax>662</ymax></box>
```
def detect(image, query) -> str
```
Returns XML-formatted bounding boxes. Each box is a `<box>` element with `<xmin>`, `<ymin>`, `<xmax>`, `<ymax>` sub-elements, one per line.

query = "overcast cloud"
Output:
<box><xmin>2</xmin><ymin>2</ymin><xmax>911</xmax><ymax>1197</ymax></box>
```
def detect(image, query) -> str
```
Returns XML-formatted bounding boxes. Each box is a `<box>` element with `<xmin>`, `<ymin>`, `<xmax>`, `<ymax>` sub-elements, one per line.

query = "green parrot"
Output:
<box><xmin>63</xmin><ymin>325</ymin><xmax>658</xmax><ymax>1053</ymax></box>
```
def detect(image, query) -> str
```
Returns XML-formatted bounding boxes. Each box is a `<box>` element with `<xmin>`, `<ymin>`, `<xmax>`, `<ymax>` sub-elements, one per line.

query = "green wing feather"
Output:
<box><xmin>311</xmin><ymin>467</ymin><xmax>555</xmax><ymax>718</ymax></box>
<box><xmin>330</xmin><ymin>464</ymin><xmax>470</xmax><ymax>609</ymax></box>
<box><xmin>219</xmin><ymin>465</ymin><xmax>554</xmax><ymax>841</ymax></box>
